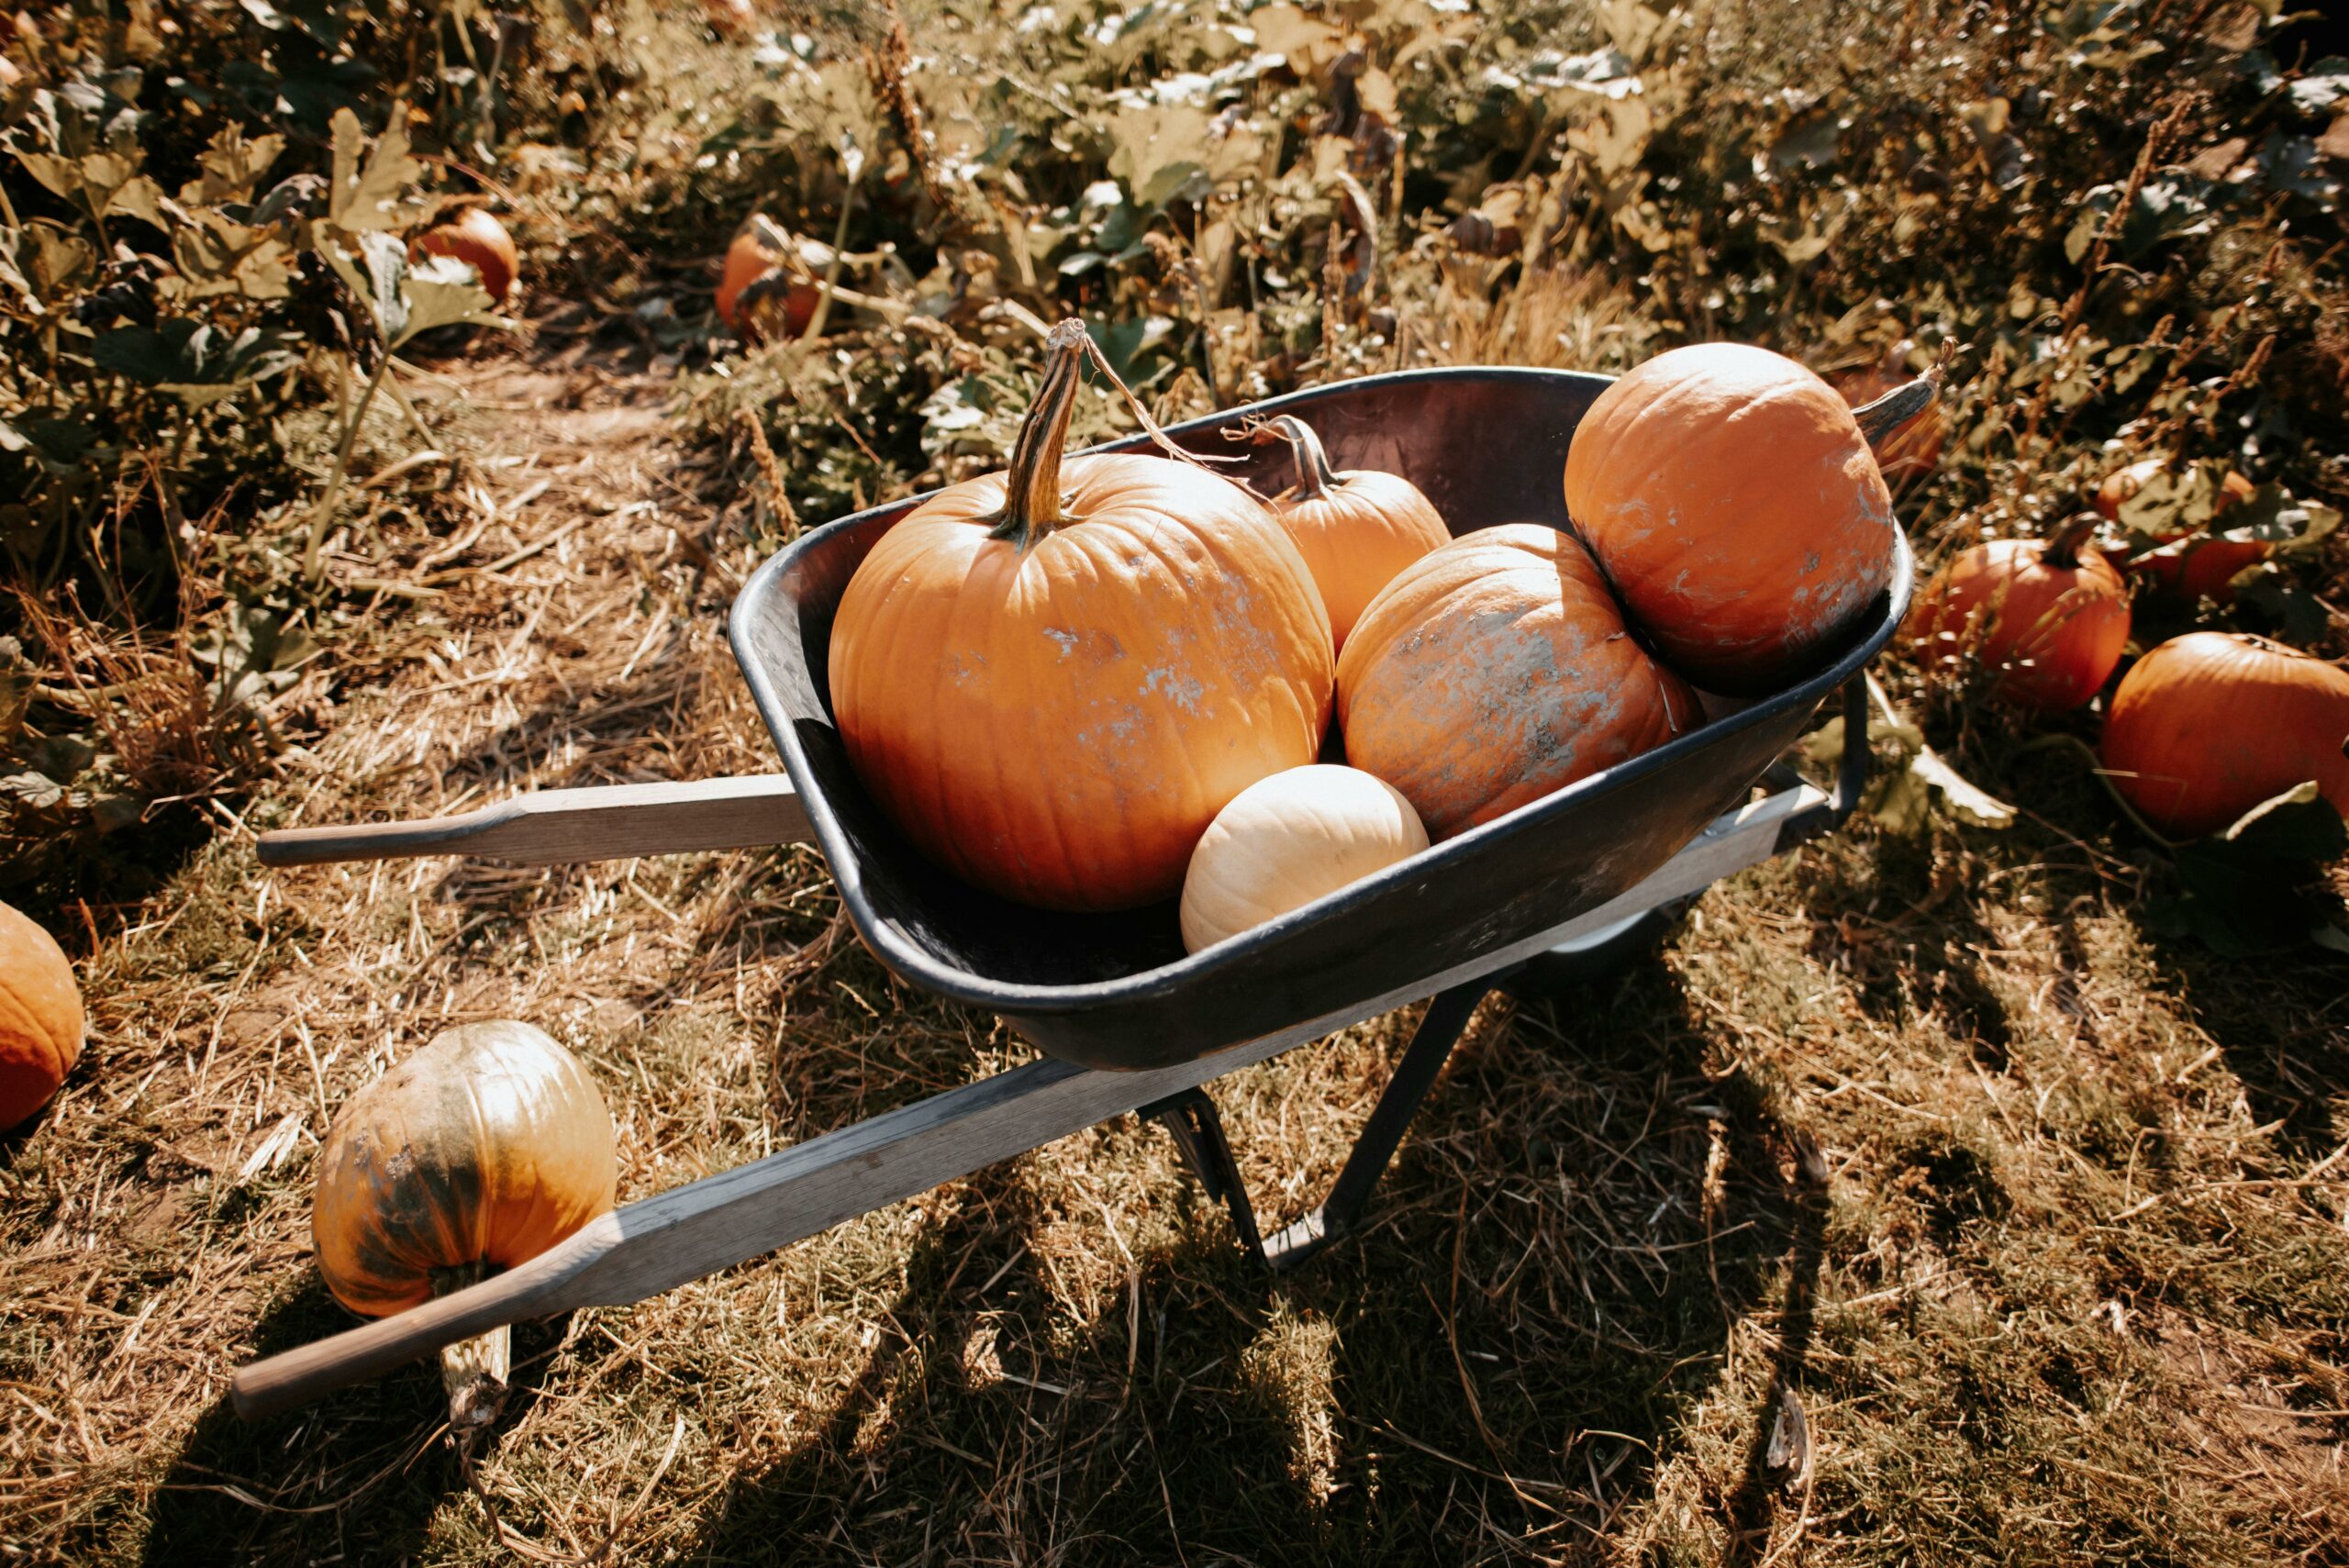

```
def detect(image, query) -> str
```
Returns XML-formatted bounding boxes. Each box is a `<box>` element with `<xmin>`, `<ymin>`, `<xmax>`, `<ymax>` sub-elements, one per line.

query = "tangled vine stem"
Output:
<box><xmin>1851</xmin><ymin>364</ymin><xmax>1943</xmax><ymax>456</ymax></box>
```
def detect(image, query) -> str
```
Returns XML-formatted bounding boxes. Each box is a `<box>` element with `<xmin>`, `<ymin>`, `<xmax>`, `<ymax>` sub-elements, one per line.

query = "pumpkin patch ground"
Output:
<box><xmin>4</xmin><ymin>4</ymin><xmax>2349</xmax><ymax>1566</ymax></box>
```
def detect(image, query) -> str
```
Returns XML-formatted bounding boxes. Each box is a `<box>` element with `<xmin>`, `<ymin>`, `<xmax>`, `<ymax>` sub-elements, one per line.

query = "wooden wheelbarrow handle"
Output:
<box><xmin>257</xmin><ymin>775</ymin><xmax>812</xmax><ymax>867</ymax></box>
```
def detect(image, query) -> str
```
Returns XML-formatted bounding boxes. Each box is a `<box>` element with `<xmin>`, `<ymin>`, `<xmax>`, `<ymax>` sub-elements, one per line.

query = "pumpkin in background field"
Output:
<box><xmin>1337</xmin><ymin>524</ymin><xmax>1698</xmax><ymax>840</ymax></box>
<box><xmin>1564</xmin><ymin>342</ymin><xmax>1912</xmax><ymax>696</ymax></box>
<box><xmin>2100</xmin><ymin>633</ymin><xmax>2349</xmax><ymax>839</ymax></box>
<box><xmin>2094</xmin><ymin>458</ymin><xmax>2266</xmax><ymax>604</ymax></box>
<box><xmin>0</xmin><ymin>901</ymin><xmax>83</xmax><ymax>1133</ymax></box>
<box><xmin>1906</xmin><ymin>514</ymin><xmax>2130</xmax><ymax>712</ymax></box>
<box><xmin>313</xmin><ymin>1019</ymin><xmax>616</xmax><ymax>1425</ymax></box>
<box><xmin>829</xmin><ymin>319</ymin><xmax>1333</xmax><ymax>912</ymax></box>
<box><xmin>1252</xmin><ymin>415</ymin><xmax>1451</xmax><ymax>652</ymax></box>
<box><xmin>408</xmin><ymin>208</ymin><xmax>518</xmax><ymax>306</ymax></box>
<box><xmin>718</xmin><ymin>214</ymin><xmax>820</xmax><ymax>342</ymax></box>
<box><xmin>1180</xmin><ymin>766</ymin><xmax>1430</xmax><ymax>951</ymax></box>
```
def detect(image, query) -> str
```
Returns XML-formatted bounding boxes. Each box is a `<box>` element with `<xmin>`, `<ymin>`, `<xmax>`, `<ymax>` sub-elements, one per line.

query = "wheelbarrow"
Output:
<box><xmin>229</xmin><ymin>364</ymin><xmax>1924</xmax><ymax>1420</ymax></box>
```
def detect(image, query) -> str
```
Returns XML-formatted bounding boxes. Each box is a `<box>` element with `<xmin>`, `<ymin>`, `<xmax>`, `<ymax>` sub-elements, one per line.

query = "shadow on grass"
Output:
<box><xmin>679</xmin><ymin>967</ymin><xmax>1817</xmax><ymax>1564</ymax></box>
<box><xmin>1722</xmin><ymin>1174</ymin><xmax>1831</xmax><ymax>1566</ymax></box>
<box><xmin>132</xmin><ymin>1273</ymin><xmax>573</xmax><ymax>1567</ymax></box>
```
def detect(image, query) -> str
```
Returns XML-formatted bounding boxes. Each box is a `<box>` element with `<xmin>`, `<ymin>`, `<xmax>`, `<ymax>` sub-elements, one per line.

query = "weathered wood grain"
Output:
<box><xmin>256</xmin><ymin>775</ymin><xmax>810</xmax><ymax>867</ymax></box>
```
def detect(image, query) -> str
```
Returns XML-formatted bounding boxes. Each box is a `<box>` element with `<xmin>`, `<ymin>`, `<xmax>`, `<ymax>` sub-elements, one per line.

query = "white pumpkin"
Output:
<box><xmin>1178</xmin><ymin>765</ymin><xmax>1431</xmax><ymax>952</ymax></box>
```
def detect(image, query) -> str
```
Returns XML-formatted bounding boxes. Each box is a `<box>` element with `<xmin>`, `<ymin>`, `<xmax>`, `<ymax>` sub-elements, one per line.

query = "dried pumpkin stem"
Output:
<box><xmin>431</xmin><ymin>1261</ymin><xmax>510</xmax><ymax>1431</ymax></box>
<box><xmin>992</xmin><ymin>318</ymin><xmax>1232</xmax><ymax>550</ymax></box>
<box><xmin>2041</xmin><ymin>512</ymin><xmax>2101</xmax><ymax>572</ymax></box>
<box><xmin>1260</xmin><ymin>415</ymin><xmax>1341</xmax><ymax>501</ymax></box>
<box><xmin>1850</xmin><ymin>366</ymin><xmax>1943</xmax><ymax>457</ymax></box>
<box><xmin>989</xmin><ymin>319</ymin><xmax>1090</xmax><ymax>548</ymax></box>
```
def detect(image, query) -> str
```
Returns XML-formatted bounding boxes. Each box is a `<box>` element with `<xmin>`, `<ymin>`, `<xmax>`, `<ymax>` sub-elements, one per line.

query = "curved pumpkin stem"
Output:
<box><xmin>432</xmin><ymin>1261</ymin><xmax>510</xmax><ymax>1430</ymax></box>
<box><xmin>990</xmin><ymin>319</ymin><xmax>1092</xmax><ymax>549</ymax></box>
<box><xmin>1851</xmin><ymin>365</ymin><xmax>1943</xmax><ymax>458</ymax></box>
<box><xmin>2041</xmin><ymin>512</ymin><xmax>2101</xmax><ymax>572</ymax></box>
<box><xmin>1260</xmin><ymin>415</ymin><xmax>1342</xmax><ymax>502</ymax></box>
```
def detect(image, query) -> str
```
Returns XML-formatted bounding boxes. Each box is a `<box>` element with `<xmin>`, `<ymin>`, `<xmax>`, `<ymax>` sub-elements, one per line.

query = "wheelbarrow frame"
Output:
<box><xmin>228</xmin><ymin>725</ymin><xmax>1865</xmax><ymax>1419</ymax></box>
<box><xmin>228</xmin><ymin>361</ymin><xmax>1923</xmax><ymax>1419</ymax></box>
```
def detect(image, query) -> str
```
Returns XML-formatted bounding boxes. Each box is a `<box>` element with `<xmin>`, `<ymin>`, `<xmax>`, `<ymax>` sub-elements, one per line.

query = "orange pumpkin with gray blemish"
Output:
<box><xmin>312</xmin><ymin>1020</ymin><xmax>616</xmax><ymax>1318</ymax></box>
<box><xmin>1564</xmin><ymin>343</ymin><xmax>1898</xmax><ymax>696</ymax></box>
<box><xmin>827</xmin><ymin>321</ymin><xmax>1333</xmax><ymax>911</ymax></box>
<box><xmin>1337</xmin><ymin>524</ymin><xmax>1698</xmax><ymax>840</ymax></box>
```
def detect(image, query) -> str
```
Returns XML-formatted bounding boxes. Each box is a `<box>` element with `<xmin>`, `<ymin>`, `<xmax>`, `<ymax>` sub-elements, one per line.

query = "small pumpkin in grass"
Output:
<box><xmin>1831</xmin><ymin>358</ymin><xmax>1944</xmax><ymax>486</ymax></box>
<box><xmin>717</xmin><ymin>214</ymin><xmax>820</xmax><ymax>342</ymax></box>
<box><xmin>313</xmin><ymin>1020</ymin><xmax>615</xmax><ymax>1425</ymax></box>
<box><xmin>705</xmin><ymin>0</ymin><xmax>758</xmax><ymax>34</ymax></box>
<box><xmin>0</xmin><ymin>901</ymin><xmax>83</xmax><ymax>1134</ymax></box>
<box><xmin>1337</xmin><ymin>524</ymin><xmax>1698</xmax><ymax>840</ymax></box>
<box><xmin>829</xmin><ymin>319</ymin><xmax>1333</xmax><ymax>911</ymax></box>
<box><xmin>2094</xmin><ymin>458</ymin><xmax>2265</xmax><ymax>604</ymax></box>
<box><xmin>1906</xmin><ymin>513</ymin><xmax>2130</xmax><ymax>712</ymax></box>
<box><xmin>1564</xmin><ymin>343</ymin><xmax>1925</xmax><ymax>695</ymax></box>
<box><xmin>1179</xmin><ymin>765</ymin><xmax>1430</xmax><ymax>951</ymax></box>
<box><xmin>1249</xmin><ymin>415</ymin><xmax>1450</xmax><ymax>652</ymax></box>
<box><xmin>2100</xmin><ymin>632</ymin><xmax>2349</xmax><ymax>839</ymax></box>
<box><xmin>408</xmin><ymin>208</ymin><xmax>518</xmax><ymax>306</ymax></box>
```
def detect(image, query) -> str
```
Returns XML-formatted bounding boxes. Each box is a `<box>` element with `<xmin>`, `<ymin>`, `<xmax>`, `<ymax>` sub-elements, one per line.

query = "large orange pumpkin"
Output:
<box><xmin>828</xmin><ymin>320</ymin><xmax>1334</xmax><ymax>911</ymax></box>
<box><xmin>1336</xmin><ymin>524</ymin><xmax>1698</xmax><ymax>840</ymax></box>
<box><xmin>0</xmin><ymin>901</ymin><xmax>83</xmax><ymax>1133</ymax></box>
<box><xmin>1564</xmin><ymin>343</ymin><xmax>1906</xmax><ymax>695</ymax></box>
<box><xmin>408</xmin><ymin>208</ymin><xmax>518</xmax><ymax>306</ymax></box>
<box><xmin>2094</xmin><ymin>458</ymin><xmax>2265</xmax><ymax>604</ymax></box>
<box><xmin>2100</xmin><ymin>633</ymin><xmax>2349</xmax><ymax>839</ymax></box>
<box><xmin>1906</xmin><ymin>514</ymin><xmax>2131</xmax><ymax>712</ymax></box>
<box><xmin>1252</xmin><ymin>415</ymin><xmax>1450</xmax><ymax>652</ymax></box>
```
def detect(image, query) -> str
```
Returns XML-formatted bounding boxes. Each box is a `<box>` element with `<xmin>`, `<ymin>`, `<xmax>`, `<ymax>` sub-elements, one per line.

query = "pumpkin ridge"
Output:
<box><xmin>0</xmin><ymin>986</ymin><xmax>63</xmax><ymax>1064</ymax></box>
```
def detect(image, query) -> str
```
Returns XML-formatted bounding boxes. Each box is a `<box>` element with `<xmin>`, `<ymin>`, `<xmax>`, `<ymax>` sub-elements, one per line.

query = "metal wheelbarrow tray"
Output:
<box><xmin>228</xmin><ymin>365</ymin><xmax>1913</xmax><ymax>1419</ymax></box>
<box><xmin>736</xmin><ymin>366</ymin><xmax>1910</xmax><ymax>1072</ymax></box>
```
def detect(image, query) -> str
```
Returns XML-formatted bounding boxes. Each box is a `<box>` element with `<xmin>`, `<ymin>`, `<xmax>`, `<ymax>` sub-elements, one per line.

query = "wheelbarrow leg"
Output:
<box><xmin>1141</xmin><ymin>1088</ymin><xmax>1265</xmax><ymax>1261</ymax></box>
<box><xmin>1260</xmin><ymin>981</ymin><xmax>1486</xmax><ymax>1272</ymax></box>
<box><xmin>1147</xmin><ymin>981</ymin><xmax>1487</xmax><ymax>1273</ymax></box>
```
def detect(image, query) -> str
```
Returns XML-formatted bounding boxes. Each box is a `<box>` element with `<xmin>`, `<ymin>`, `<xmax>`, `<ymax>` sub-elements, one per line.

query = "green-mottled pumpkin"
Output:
<box><xmin>312</xmin><ymin>1020</ymin><xmax>616</xmax><ymax>1318</ymax></box>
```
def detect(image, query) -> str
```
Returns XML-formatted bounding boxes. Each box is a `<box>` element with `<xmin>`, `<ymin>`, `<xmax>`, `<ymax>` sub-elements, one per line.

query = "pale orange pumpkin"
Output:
<box><xmin>408</xmin><ymin>208</ymin><xmax>518</xmax><ymax>306</ymax></box>
<box><xmin>1906</xmin><ymin>514</ymin><xmax>2131</xmax><ymax>712</ymax></box>
<box><xmin>1252</xmin><ymin>415</ymin><xmax>1450</xmax><ymax>652</ymax></box>
<box><xmin>828</xmin><ymin>320</ymin><xmax>1334</xmax><ymax>911</ymax></box>
<box><xmin>1178</xmin><ymin>765</ymin><xmax>1430</xmax><ymax>951</ymax></box>
<box><xmin>1337</xmin><ymin>524</ymin><xmax>1698</xmax><ymax>840</ymax></box>
<box><xmin>2100</xmin><ymin>633</ymin><xmax>2349</xmax><ymax>839</ymax></box>
<box><xmin>0</xmin><ymin>901</ymin><xmax>83</xmax><ymax>1133</ymax></box>
<box><xmin>1564</xmin><ymin>343</ymin><xmax>1908</xmax><ymax>695</ymax></box>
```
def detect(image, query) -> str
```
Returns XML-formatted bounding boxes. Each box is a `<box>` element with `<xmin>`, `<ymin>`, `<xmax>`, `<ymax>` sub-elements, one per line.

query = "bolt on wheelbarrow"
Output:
<box><xmin>229</xmin><ymin>364</ymin><xmax>1927</xmax><ymax>1421</ymax></box>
